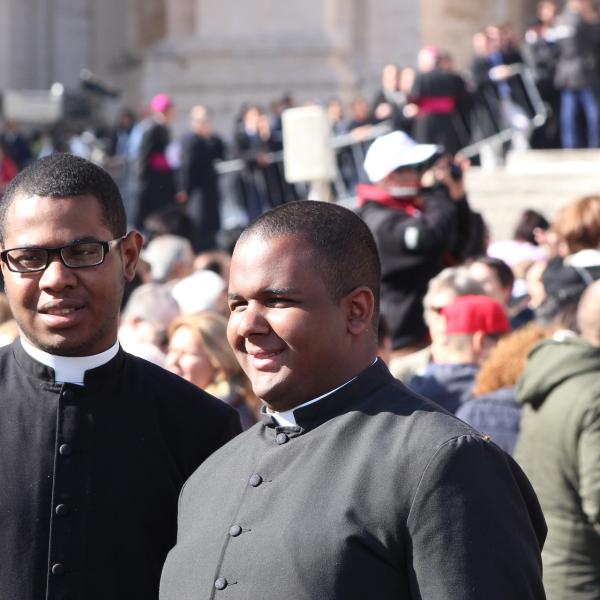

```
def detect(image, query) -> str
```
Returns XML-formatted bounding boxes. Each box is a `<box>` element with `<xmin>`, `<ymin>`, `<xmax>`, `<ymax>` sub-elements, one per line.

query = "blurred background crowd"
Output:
<box><xmin>0</xmin><ymin>2</ymin><xmax>599</xmax><ymax>597</ymax></box>
<box><xmin>0</xmin><ymin>0</ymin><xmax>599</xmax><ymax>440</ymax></box>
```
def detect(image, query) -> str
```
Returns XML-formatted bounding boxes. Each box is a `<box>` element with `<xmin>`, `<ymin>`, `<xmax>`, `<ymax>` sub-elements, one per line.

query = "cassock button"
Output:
<box><xmin>229</xmin><ymin>525</ymin><xmax>242</xmax><ymax>537</ymax></box>
<box><xmin>276</xmin><ymin>433</ymin><xmax>289</xmax><ymax>445</ymax></box>
<box><xmin>51</xmin><ymin>563</ymin><xmax>65</xmax><ymax>576</ymax></box>
<box><xmin>214</xmin><ymin>577</ymin><xmax>228</xmax><ymax>590</ymax></box>
<box><xmin>55</xmin><ymin>504</ymin><xmax>70</xmax><ymax>517</ymax></box>
<box><xmin>248</xmin><ymin>474</ymin><xmax>263</xmax><ymax>487</ymax></box>
<box><xmin>59</xmin><ymin>444</ymin><xmax>72</xmax><ymax>456</ymax></box>
<box><xmin>62</xmin><ymin>389</ymin><xmax>75</xmax><ymax>401</ymax></box>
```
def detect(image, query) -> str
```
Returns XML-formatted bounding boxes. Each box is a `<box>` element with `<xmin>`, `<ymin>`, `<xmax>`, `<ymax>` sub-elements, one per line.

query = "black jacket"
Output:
<box><xmin>179</xmin><ymin>131</ymin><xmax>226</xmax><ymax>250</ymax></box>
<box><xmin>0</xmin><ymin>340</ymin><xmax>241</xmax><ymax>600</ymax></box>
<box><xmin>160</xmin><ymin>359</ymin><xmax>546</xmax><ymax>600</ymax></box>
<box><xmin>410</xmin><ymin>68</ymin><xmax>470</xmax><ymax>154</ymax></box>
<box><xmin>555</xmin><ymin>9</ymin><xmax>600</xmax><ymax>90</ymax></box>
<box><xmin>357</xmin><ymin>186</ymin><xmax>457</xmax><ymax>350</ymax></box>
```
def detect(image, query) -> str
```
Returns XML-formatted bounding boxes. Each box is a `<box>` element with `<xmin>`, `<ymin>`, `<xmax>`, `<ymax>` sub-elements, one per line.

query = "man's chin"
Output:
<box><xmin>21</xmin><ymin>331</ymin><xmax>96</xmax><ymax>357</ymax></box>
<box><xmin>251</xmin><ymin>377</ymin><xmax>287</xmax><ymax>410</ymax></box>
<box><xmin>255</xmin><ymin>384</ymin><xmax>307</xmax><ymax>413</ymax></box>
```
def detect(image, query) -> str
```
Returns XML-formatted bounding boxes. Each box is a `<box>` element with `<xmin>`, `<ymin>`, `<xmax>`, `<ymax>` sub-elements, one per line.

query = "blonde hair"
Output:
<box><xmin>0</xmin><ymin>318</ymin><xmax>19</xmax><ymax>346</ymax></box>
<box><xmin>168</xmin><ymin>311</ymin><xmax>241</xmax><ymax>384</ymax></box>
<box><xmin>552</xmin><ymin>195</ymin><xmax>600</xmax><ymax>254</ymax></box>
<box><xmin>0</xmin><ymin>292</ymin><xmax>12</xmax><ymax>325</ymax></box>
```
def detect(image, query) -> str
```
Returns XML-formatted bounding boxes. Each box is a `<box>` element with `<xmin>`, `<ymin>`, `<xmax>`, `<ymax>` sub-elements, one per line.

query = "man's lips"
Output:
<box><xmin>38</xmin><ymin>301</ymin><xmax>86</xmax><ymax>328</ymax></box>
<box><xmin>245</xmin><ymin>347</ymin><xmax>285</xmax><ymax>370</ymax></box>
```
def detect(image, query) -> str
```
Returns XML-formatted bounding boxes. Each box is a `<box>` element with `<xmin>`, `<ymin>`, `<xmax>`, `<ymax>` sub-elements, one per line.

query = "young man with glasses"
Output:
<box><xmin>0</xmin><ymin>153</ymin><xmax>241</xmax><ymax>600</ymax></box>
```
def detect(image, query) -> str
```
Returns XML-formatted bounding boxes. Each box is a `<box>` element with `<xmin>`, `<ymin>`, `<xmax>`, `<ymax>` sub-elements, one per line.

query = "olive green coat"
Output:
<box><xmin>516</xmin><ymin>337</ymin><xmax>600</xmax><ymax>600</ymax></box>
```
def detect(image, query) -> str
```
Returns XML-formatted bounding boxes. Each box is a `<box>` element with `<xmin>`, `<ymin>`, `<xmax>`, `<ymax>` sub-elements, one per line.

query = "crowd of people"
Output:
<box><xmin>1</xmin><ymin>2</ymin><xmax>600</xmax><ymax>598</ymax></box>
<box><xmin>1</xmin><ymin>128</ymin><xmax>599</xmax><ymax>597</ymax></box>
<box><xmin>0</xmin><ymin>2</ymin><xmax>598</xmax><ymax>248</ymax></box>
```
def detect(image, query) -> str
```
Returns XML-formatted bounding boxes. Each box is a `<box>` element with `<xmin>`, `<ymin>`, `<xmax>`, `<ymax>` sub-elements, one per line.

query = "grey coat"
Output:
<box><xmin>160</xmin><ymin>359</ymin><xmax>546</xmax><ymax>600</ymax></box>
<box><xmin>554</xmin><ymin>8</ymin><xmax>600</xmax><ymax>90</ymax></box>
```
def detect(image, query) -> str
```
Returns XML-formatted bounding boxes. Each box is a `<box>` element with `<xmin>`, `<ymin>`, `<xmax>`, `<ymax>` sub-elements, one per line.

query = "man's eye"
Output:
<box><xmin>269</xmin><ymin>297</ymin><xmax>294</xmax><ymax>306</ymax></box>
<box><xmin>21</xmin><ymin>254</ymin><xmax>43</xmax><ymax>263</ymax></box>
<box><xmin>229</xmin><ymin>302</ymin><xmax>246</xmax><ymax>312</ymax></box>
<box><xmin>10</xmin><ymin>252</ymin><xmax>44</xmax><ymax>266</ymax></box>
<box><xmin>71</xmin><ymin>244</ymin><xmax>99</xmax><ymax>257</ymax></box>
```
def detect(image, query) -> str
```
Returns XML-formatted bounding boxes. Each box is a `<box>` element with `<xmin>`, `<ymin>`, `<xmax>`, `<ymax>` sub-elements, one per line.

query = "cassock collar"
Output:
<box><xmin>20</xmin><ymin>337</ymin><xmax>120</xmax><ymax>385</ymax></box>
<box><xmin>11</xmin><ymin>337</ymin><xmax>127</xmax><ymax>388</ymax></box>
<box><xmin>260</xmin><ymin>358</ymin><xmax>394</xmax><ymax>433</ymax></box>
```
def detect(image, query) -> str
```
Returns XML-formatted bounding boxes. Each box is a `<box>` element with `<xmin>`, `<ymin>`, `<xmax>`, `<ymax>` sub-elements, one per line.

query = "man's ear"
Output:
<box><xmin>472</xmin><ymin>330</ymin><xmax>486</xmax><ymax>356</ymax></box>
<box><xmin>121</xmin><ymin>231</ymin><xmax>144</xmax><ymax>282</ymax></box>
<box><xmin>343</xmin><ymin>286</ymin><xmax>375</xmax><ymax>336</ymax></box>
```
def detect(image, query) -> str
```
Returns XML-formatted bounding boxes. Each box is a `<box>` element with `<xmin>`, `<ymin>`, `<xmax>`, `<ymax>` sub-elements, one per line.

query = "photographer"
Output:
<box><xmin>356</xmin><ymin>131</ymin><xmax>480</xmax><ymax>359</ymax></box>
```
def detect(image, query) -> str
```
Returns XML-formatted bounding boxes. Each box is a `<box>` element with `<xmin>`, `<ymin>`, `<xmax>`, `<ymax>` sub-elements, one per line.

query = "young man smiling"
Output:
<box><xmin>160</xmin><ymin>200</ymin><xmax>546</xmax><ymax>600</ymax></box>
<box><xmin>0</xmin><ymin>153</ymin><xmax>241</xmax><ymax>600</ymax></box>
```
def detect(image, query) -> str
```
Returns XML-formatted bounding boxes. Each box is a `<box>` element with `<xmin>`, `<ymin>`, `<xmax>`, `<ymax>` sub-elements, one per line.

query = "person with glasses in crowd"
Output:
<box><xmin>0</xmin><ymin>153</ymin><xmax>241</xmax><ymax>600</ymax></box>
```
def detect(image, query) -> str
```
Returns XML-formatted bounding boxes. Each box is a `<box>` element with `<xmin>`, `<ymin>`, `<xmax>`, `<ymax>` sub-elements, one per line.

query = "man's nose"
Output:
<box><xmin>38</xmin><ymin>254</ymin><xmax>78</xmax><ymax>290</ymax></box>
<box><xmin>236</xmin><ymin>304</ymin><xmax>270</xmax><ymax>337</ymax></box>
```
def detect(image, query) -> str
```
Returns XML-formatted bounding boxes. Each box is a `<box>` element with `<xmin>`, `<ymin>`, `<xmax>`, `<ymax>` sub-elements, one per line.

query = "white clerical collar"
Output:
<box><xmin>268</xmin><ymin>359</ymin><xmax>378</xmax><ymax>427</ymax></box>
<box><xmin>20</xmin><ymin>337</ymin><xmax>120</xmax><ymax>386</ymax></box>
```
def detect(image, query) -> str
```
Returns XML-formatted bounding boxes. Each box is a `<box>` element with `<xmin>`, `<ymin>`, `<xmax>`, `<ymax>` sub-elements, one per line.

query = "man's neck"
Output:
<box><xmin>20</xmin><ymin>337</ymin><xmax>120</xmax><ymax>385</ymax></box>
<box><xmin>267</xmin><ymin>357</ymin><xmax>378</xmax><ymax>426</ymax></box>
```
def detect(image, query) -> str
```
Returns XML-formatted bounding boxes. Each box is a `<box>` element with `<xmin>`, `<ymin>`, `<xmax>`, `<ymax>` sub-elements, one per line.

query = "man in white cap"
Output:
<box><xmin>357</xmin><ymin>130</ymin><xmax>469</xmax><ymax>361</ymax></box>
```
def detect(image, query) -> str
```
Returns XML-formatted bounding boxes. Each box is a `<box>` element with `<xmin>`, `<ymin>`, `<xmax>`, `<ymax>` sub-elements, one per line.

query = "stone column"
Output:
<box><xmin>145</xmin><ymin>0</ymin><xmax>350</xmax><ymax>136</ymax></box>
<box><xmin>166</xmin><ymin>0</ymin><xmax>195</xmax><ymax>37</ymax></box>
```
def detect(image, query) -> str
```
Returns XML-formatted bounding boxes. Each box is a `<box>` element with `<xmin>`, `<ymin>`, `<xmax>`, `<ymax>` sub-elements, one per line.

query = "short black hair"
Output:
<box><xmin>471</xmin><ymin>255</ymin><xmax>515</xmax><ymax>290</ymax></box>
<box><xmin>0</xmin><ymin>153</ymin><xmax>126</xmax><ymax>243</ymax></box>
<box><xmin>513</xmin><ymin>209</ymin><xmax>549</xmax><ymax>245</ymax></box>
<box><xmin>239</xmin><ymin>201</ymin><xmax>381</xmax><ymax>320</ymax></box>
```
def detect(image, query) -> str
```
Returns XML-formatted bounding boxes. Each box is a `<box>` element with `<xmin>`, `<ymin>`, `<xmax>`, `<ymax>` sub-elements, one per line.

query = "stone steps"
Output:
<box><xmin>465</xmin><ymin>150</ymin><xmax>600</xmax><ymax>242</ymax></box>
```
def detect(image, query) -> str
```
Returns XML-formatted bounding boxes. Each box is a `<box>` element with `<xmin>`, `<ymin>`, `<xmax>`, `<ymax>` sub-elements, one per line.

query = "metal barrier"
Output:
<box><xmin>105</xmin><ymin>64</ymin><xmax>547</xmax><ymax>228</ymax></box>
<box><xmin>214</xmin><ymin>65</ymin><xmax>548</xmax><ymax>224</ymax></box>
<box><xmin>214</xmin><ymin>121</ymin><xmax>393</xmax><ymax>228</ymax></box>
<box><xmin>459</xmin><ymin>64</ymin><xmax>548</xmax><ymax>160</ymax></box>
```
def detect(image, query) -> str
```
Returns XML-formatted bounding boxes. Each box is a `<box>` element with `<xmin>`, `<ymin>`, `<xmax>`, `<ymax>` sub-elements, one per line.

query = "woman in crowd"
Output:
<box><xmin>165</xmin><ymin>311</ymin><xmax>258</xmax><ymax>429</ymax></box>
<box><xmin>540</xmin><ymin>195</ymin><xmax>600</xmax><ymax>325</ymax></box>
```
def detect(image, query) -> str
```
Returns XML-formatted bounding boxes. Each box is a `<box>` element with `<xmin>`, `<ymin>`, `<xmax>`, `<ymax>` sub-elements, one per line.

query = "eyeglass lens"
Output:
<box><xmin>6</xmin><ymin>242</ymin><xmax>105</xmax><ymax>271</ymax></box>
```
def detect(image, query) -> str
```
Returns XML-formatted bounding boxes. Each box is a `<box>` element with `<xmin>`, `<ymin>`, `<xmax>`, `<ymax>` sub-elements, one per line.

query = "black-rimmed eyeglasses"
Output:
<box><xmin>0</xmin><ymin>236</ymin><xmax>126</xmax><ymax>273</ymax></box>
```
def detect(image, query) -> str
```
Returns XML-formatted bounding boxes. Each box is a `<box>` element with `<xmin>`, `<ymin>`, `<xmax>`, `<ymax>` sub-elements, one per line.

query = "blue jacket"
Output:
<box><xmin>456</xmin><ymin>386</ymin><xmax>521</xmax><ymax>455</ymax></box>
<box><xmin>409</xmin><ymin>362</ymin><xmax>478</xmax><ymax>414</ymax></box>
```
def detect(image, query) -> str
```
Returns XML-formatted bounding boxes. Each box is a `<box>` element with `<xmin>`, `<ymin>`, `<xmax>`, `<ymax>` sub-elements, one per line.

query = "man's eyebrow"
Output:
<box><xmin>228</xmin><ymin>288</ymin><xmax>300</xmax><ymax>300</ymax></box>
<box><xmin>7</xmin><ymin>236</ymin><xmax>100</xmax><ymax>249</ymax></box>
<box><xmin>262</xmin><ymin>288</ymin><xmax>300</xmax><ymax>296</ymax></box>
<box><xmin>73</xmin><ymin>236</ymin><xmax>102</xmax><ymax>243</ymax></box>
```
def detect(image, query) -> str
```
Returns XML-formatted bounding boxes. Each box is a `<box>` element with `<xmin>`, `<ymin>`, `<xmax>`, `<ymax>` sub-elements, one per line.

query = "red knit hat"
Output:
<box><xmin>441</xmin><ymin>295</ymin><xmax>511</xmax><ymax>335</ymax></box>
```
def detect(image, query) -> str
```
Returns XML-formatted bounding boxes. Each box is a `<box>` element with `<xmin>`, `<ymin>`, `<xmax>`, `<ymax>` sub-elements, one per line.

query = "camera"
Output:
<box><xmin>450</xmin><ymin>163</ymin><xmax>463</xmax><ymax>181</ymax></box>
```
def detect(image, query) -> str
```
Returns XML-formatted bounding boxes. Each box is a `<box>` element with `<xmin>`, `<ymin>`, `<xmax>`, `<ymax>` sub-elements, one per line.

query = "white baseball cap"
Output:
<box><xmin>363</xmin><ymin>131</ymin><xmax>439</xmax><ymax>183</ymax></box>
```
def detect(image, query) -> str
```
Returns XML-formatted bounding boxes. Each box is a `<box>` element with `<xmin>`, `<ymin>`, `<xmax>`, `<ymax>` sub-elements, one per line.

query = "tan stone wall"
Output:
<box><xmin>134</xmin><ymin>0</ymin><xmax>167</xmax><ymax>48</ymax></box>
<box><xmin>420</xmin><ymin>0</ymin><xmax>538</xmax><ymax>70</ymax></box>
<box><xmin>167</xmin><ymin>0</ymin><xmax>195</xmax><ymax>37</ymax></box>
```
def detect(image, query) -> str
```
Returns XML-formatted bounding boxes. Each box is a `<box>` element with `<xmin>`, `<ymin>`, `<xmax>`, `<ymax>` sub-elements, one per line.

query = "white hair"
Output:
<box><xmin>122</xmin><ymin>283</ymin><xmax>180</xmax><ymax>324</ymax></box>
<box><xmin>142</xmin><ymin>234</ymin><xmax>194</xmax><ymax>282</ymax></box>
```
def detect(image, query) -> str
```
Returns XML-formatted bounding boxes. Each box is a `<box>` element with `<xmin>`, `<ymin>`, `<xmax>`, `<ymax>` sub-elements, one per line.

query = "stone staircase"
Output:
<box><xmin>465</xmin><ymin>150</ymin><xmax>600</xmax><ymax>242</ymax></box>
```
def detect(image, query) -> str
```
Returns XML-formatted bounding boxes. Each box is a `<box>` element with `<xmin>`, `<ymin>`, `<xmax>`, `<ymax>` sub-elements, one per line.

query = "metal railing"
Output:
<box><xmin>459</xmin><ymin>64</ymin><xmax>548</xmax><ymax>160</ymax></box>
<box><xmin>104</xmin><ymin>64</ymin><xmax>547</xmax><ymax>228</ymax></box>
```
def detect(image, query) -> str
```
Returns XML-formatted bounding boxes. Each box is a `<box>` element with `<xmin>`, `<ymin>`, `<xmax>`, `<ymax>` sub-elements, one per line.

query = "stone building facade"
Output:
<box><xmin>0</xmin><ymin>0</ymin><xmax>538</xmax><ymax>137</ymax></box>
